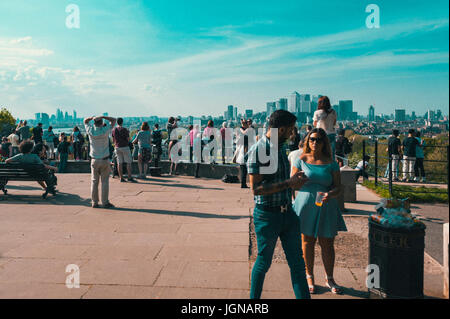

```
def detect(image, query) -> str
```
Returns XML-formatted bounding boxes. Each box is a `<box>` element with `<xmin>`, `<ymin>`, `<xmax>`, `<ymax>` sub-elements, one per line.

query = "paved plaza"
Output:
<box><xmin>0</xmin><ymin>174</ymin><xmax>446</xmax><ymax>298</ymax></box>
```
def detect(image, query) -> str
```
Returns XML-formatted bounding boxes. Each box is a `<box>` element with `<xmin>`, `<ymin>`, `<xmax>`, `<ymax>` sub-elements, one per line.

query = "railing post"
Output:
<box><xmin>388</xmin><ymin>149</ymin><xmax>393</xmax><ymax>198</ymax></box>
<box><xmin>447</xmin><ymin>145</ymin><xmax>449</xmax><ymax>201</ymax></box>
<box><xmin>375</xmin><ymin>138</ymin><xmax>378</xmax><ymax>186</ymax></box>
<box><xmin>362</xmin><ymin>139</ymin><xmax>366</xmax><ymax>182</ymax></box>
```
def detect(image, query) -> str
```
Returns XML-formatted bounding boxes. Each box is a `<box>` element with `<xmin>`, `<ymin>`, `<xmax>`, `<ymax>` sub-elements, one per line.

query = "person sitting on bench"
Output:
<box><xmin>5</xmin><ymin>141</ymin><xmax>54</xmax><ymax>190</ymax></box>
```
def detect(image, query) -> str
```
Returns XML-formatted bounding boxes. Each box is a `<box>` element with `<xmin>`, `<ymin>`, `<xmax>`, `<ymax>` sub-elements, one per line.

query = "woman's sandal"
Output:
<box><xmin>306</xmin><ymin>275</ymin><xmax>315</xmax><ymax>294</ymax></box>
<box><xmin>325</xmin><ymin>276</ymin><xmax>343</xmax><ymax>295</ymax></box>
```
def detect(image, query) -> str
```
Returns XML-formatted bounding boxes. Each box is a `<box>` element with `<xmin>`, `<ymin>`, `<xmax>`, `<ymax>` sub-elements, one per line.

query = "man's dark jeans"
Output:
<box><xmin>251</xmin><ymin>206</ymin><xmax>310</xmax><ymax>299</ymax></box>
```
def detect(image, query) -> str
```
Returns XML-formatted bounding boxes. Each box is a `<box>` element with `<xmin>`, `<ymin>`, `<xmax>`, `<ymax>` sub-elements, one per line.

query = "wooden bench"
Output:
<box><xmin>0</xmin><ymin>163</ymin><xmax>57</xmax><ymax>199</ymax></box>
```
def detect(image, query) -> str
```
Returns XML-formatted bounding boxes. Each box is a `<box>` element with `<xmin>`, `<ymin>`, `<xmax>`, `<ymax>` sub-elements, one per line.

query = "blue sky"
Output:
<box><xmin>0</xmin><ymin>0</ymin><xmax>448</xmax><ymax>119</ymax></box>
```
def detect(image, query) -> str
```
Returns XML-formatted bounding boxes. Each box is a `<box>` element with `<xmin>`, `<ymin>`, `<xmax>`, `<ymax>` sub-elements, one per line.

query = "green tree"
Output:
<box><xmin>0</xmin><ymin>108</ymin><xmax>16</xmax><ymax>137</ymax></box>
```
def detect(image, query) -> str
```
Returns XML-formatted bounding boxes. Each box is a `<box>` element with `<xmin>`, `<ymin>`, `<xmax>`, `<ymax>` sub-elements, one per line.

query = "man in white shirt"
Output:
<box><xmin>84</xmin><ymin>115</ymin><xmax>116</xmax><ymax>208</ymax></box>
<box><xmin>7</xmin><ymin>130</ymin><xmax>20</xmax><ymax>156</ymax></box>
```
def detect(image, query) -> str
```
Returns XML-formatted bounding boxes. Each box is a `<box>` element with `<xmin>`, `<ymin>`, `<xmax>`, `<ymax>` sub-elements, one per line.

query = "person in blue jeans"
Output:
<box><xmin>247</xmin><ymin>110</ymin><xmax>310</xmax><ymax>299</ymax></box>
<box><xmin>57</xmin><ymin>136</ymin><xmax>70</xmax><ymax>173</ymax></box>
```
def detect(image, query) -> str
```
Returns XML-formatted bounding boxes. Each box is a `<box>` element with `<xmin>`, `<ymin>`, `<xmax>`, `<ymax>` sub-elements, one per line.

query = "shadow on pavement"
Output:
<box><xmin>0</xmin><ymin>192</ymin><xmax>91</xmax><ymax>206</ymax></box>
<box><xmin>113</xmin><ymin>207</ymin><xmax>248</xmax><ymax>220</ymax></box>
<box><xmin>4</xmin><ymin>185</ymin><xmax>43</xmax><ymax>191</ymax></box>
<box><xmin>141</xmin><ymin>182</ymin><xmax>225</xmax><ymax>191</ymax></box>
<box><xmin>342</xmin><ymin>209</ymin><xmax>371</xmax><ymax>216</ymax></box>
<box><xmin>313</xmin><ymin>285</ymin><xmax>369</xmax><ymax>298</ymax></box>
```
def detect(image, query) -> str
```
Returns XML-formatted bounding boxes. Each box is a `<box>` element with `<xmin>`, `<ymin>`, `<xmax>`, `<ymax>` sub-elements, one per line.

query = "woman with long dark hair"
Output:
<box><xmin>313</xmin><ymin>96</ymin><xmax>337</xmax><ymax>159</ymax></box>
<box><xmin>291</xmin><ymin>128</ymin><xmax>347</xmax><ymax>295</ymax></box>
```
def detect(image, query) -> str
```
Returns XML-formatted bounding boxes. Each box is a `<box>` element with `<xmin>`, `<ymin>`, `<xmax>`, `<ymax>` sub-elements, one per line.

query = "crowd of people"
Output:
<box><xmin>0</xmin><ymin>95</ymin><xmax>438</xmax><ymax>299</ymax></box>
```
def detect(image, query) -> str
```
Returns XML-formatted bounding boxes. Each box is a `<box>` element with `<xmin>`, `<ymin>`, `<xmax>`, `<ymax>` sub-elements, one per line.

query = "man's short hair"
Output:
<box><xmin>117</xmin><ymin>118</ymin><xmax>123</xmax><ymax>125</ymax></box>
<box><xmin>338</xmin><ymin>128</ymin><xmax>345</xmax><ymax>136</ymax></box>
<box><xmin>392</xmin><ymin>129</ymin><xmax>399</xmax><ymax>137</ymax></box>
<box><xmin>408</xmin><ymin>129</ymin><xmax>415</xmax><ymax>135</ymax></box>
<box><xmin>268</xmin><ymin>110</ymin><xmax>297</xmax><ymax>128</ymax></box>
<box><xmin>154</xmin><ymin>123</ymin><xmax>159</xmax><ymax>129</ymax></box>
<box><xmin>307</xmin><ymin>125</ymin><xmax>312</xmax><ymax>131</ymax></box>
<box><xmin>19</xmin><ymin>141</ymin><xmax>34</xmax><ymax>154</ymax></box>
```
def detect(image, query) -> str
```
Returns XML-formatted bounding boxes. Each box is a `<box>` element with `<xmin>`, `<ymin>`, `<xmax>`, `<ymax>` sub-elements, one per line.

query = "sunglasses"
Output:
<box><xmin>309</xmin><ymin>137</ymin><xmax>323</xmax><ymax>143</ymax></box>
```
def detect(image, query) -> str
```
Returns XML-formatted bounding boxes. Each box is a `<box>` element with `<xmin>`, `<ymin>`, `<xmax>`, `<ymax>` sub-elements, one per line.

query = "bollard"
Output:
<box><xmin>444</xmin><ymin>223</ymin><xmax>449</xmax><ymax>299</ymax></box>
<box><xmin>338</xmin><ymin>166</ymin><xmax>359</xmax><ymax>211</ymax></box>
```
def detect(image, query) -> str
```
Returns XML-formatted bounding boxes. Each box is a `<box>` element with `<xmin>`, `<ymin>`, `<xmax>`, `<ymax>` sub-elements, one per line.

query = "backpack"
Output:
<box><xmin>344</xmin><ymin>139</ymin><xmax>353</xmax><ymax>154</ymax></box>
<box><xmin>221</xmin><ymin>174</ymin><xmax>240</xmax><ymax>183</ymax></box>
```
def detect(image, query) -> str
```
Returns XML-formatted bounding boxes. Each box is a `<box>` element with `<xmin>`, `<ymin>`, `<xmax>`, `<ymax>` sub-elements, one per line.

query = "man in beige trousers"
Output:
<box><xmin>84</xmin><ymin>115</ymin><xmax>116</xmax><ymax>208</ymax></box>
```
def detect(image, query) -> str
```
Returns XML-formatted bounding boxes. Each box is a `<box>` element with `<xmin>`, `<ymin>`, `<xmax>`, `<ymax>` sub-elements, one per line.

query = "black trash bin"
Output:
<box><xmin>368</xmin><ymin>220</ymin><xmax>425</xmax><ymax>299</ymax></box>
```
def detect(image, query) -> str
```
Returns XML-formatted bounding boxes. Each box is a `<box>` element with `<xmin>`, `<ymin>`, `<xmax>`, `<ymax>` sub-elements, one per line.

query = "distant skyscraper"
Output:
<box><xmin>395</xmin><ymin>109</ymin><xmax>406</xmax><ymax>122</ymax></box>
<box><xmin>289</xmin><ymin>92</ymin><xmax>300</xmax><ymax>113</ymax></box>
<box><xmin>73</xmin><ymin>110</ymin><xmax>77</xmax><ymax>120</ymax></box>
<box><xmin>35</xmin><ymin>113</ymin><xmax>41</xmax><ymax>121</ymax></box>
<box><xmin>233</xmin><ymin>107</ymin><xmax>237</xmax><ymax>120</ymax></box>
<box><xmin>266</xmin><ymin>102</ymin><xmax>276</xmax><ymax>117</ymax></box>
<box><xmin>368</xmin><ymin>105</ymin><xmax>375</xmax><ymax>122</ymax></box>
<box><xmin>64</xmin><ymin>111</ymin><xmax>69</xmax><ymax>121</ymax></box>
<box><xmin>427</xmin><ymin>110</ymin><xmax>435</xmax><ymax>121</ymax></box>
<box><xmin>227</xmin><ymin>105</ymin><xmax>233</xmax><ymax>121</ymax></box>
<box><xmin>300</xmin><ymin>94</ymin><xmax>311</xmax><ymax>113</ymax></box>
<box><xmin>338</xmin><ymin>100</ymin><xmax>353</xmax><ymax>121</ymax></box>
<box><xmin>103</xmin><ymin>112</ymin><xmax>109</xmax><ymax>117</ymax></box>
<box><xmin>41</xmin><ymin>113</ymin><xmax>49</xmax><ymax>126</ymax></box>
<box><xmin>56</xmin><ymin>108</ymin><xmax>63</xmax><ymax>121</ymax></box>
<box><xmin>276</xmin><ymin>98</ymin><xmax>288</xmax><ymax>111</ymax></box>
<box><xmin>245</xmin><ymin>109</ymin><xmax>253</xmax><ymax>119</ymax></box>
<box><xmin>411</xmin><ymin>111</ymin><xmax>416</xmax><ymax>121</ymax></box>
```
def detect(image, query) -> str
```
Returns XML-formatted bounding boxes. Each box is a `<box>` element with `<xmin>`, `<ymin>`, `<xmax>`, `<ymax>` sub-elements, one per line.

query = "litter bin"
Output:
<box><xmin>368</xmin><ymin>220</ymin><xmax>425</xmax><ymax>299</ymax></box>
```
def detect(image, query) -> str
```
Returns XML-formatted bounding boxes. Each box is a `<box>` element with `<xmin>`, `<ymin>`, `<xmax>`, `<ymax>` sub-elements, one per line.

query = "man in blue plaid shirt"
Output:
<box><xmin>247</xmin><ymin>110</ymin><xmax>310</xmax><ymax>299</ymax></box>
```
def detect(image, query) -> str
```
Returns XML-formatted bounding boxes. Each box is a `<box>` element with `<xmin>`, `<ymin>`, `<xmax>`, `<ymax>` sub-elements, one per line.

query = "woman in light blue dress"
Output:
<box><xmin>291</xmin><ymin>128</ymin><xmax>347</xmax><ymax>295</ymax></box>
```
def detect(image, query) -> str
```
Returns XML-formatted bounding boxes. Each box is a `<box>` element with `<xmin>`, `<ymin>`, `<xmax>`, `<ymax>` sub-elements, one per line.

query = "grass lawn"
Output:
<box><xmin>362</xmin><ymin>180</ymin><xmax>448</xmax><ymax>204</ymax></box>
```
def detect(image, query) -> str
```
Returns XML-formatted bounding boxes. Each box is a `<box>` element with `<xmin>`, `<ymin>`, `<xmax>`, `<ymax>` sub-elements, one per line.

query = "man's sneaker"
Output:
<box><xmin>92</xmin><ymin>203</ymin><xmax>99</xmax><ymax>208</ymax></box>
<box><xmin>103</xmin><ymin>203</ymin><xmax>115</xmax><ymax>209</ymax></box>
<box><xmin>421</xmin><ymin>177</ymin><xmax>426</xmax><ymax>183</ymax></box>
<box><xmin>128</xmin><ymin>177</ymin><xmax>137</xmax><ymax>183</ymax></box>
<box><xmin>120</xmin><ymin>178</ymin><xmax>126</xmax><ymax>182</ymax></box>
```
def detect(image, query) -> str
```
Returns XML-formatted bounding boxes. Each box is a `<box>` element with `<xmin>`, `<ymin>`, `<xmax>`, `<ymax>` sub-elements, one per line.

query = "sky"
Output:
<box><xmin>0</xmin><ymin>0</ymin><xmax>449</xmax><ymax>119</ymax></box>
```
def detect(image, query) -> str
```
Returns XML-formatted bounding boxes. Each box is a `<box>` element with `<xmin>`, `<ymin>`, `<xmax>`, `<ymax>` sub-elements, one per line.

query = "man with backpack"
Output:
<box><xmin>112</xmin><ymin>117</ymin><xmax>136</xmax><ymax>183</ymax></box>
<box><xmin>335</xmin><ymin>129</ymin><xmax>352</xmax><ymax>167</ymax></box>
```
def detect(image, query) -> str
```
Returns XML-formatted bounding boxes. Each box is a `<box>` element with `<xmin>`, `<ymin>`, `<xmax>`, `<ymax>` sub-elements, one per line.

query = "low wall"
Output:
<box><xmin>54</xmin><ymin>160</ymin><xmax>240</xmax><ymax>179</ymax></box>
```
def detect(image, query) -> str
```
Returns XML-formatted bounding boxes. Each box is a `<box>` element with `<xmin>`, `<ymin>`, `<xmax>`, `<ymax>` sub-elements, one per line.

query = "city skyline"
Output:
<box><xmin>1</xmin><ymin>1</ymin><xmax>449</xmax><ymax>119</ymax></box>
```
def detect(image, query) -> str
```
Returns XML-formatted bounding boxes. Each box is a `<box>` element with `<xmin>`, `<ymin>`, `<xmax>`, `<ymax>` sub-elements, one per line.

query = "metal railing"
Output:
<box><xmin>362</xmin><ymin>138</ymin><xmax>449</xmax><ymax>199</ymax></box>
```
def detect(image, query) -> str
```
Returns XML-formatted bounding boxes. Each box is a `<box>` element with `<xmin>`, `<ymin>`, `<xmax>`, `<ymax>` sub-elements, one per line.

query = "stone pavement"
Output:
<box><xmin>0</xmin><ymin>174</ymin><xmax>446</xmax><ymax>298</ymax></box>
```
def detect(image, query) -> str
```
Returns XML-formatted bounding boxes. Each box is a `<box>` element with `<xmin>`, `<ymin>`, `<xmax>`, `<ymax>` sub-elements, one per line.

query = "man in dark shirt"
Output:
<box><xmin>151</xmin><ymin>123</ymin><xmax>162</xmax><ymax>168</ymax></box>
<box><xmin>401</xmin><ymin>129</ymin><xmax>419</xmax><ymax>182</ymax></box>
<box><xmin>32</xmin><ymin>123</ymin><xmax>43</xmax><ymax>145</ymax></box>
<box><xmin>112</xmin><ymin>117</ymin><xmax>135</xmax><ymax>182</ymax></box>
<box><xmin>387</xmin><ymin>129</ymin><xmax>401</xmax><ymax>181</ymax></box>
<box><xmin>335</xmin><ymin>129</ymin><xmax>351</xmax><ymax>167</ymax></box>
